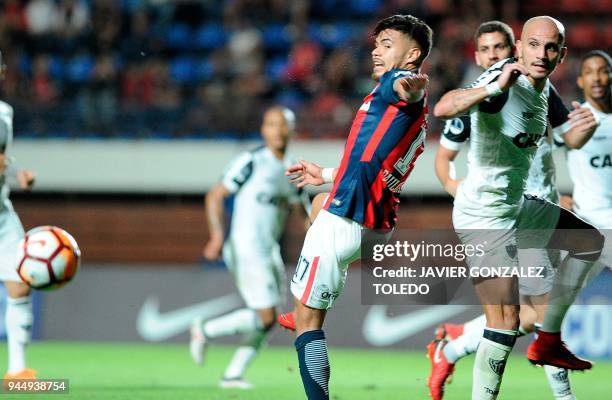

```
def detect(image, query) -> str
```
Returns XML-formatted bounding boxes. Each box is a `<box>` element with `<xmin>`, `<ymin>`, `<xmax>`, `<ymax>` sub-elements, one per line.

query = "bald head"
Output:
<box><xmin>516</xmin><ymin>16</ymin><xmax>567</xmax><ymax>85</ymax></box>
<box><xmin>522</xmin><ymin>16</ymin><xmax>565</xmax><ymax>46</ymax></box>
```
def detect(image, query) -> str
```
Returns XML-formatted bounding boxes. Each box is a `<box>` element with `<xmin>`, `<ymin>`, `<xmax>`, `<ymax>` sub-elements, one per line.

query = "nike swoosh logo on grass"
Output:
<box><xmin>362</xmin><ymin>305</ymin><xmax>471</xmax><ymax>346</ymax></box>
<box><xmin>137</xmin><ymin>294</ymin><xmax>242</xmax><ymax>341</ymax></box>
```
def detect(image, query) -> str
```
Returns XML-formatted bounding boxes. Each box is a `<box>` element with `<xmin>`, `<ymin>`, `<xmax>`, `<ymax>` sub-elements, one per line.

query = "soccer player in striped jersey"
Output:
<box><xmin>284</xmin><ymin>15</ymin><xmax>432</xmax><ymax>400</ymax></box>
<box><xmin>434</xmin><ymin>17</ymin><xmax>603</xmax><ymax>400</ymax></box>
<box><xmin>189</xmin><ymin>106</ymin><xmax>310</xmax><ymax>389</ymax></box>
<box><xmin>0</xmin><ymin>51</ymin><xmax>37</xmax><ymax>382</ymax></box>
<box><xmin>430</xmin><ymin>21</ymin><xmax>578</xmax><ymax>400</ymax></box>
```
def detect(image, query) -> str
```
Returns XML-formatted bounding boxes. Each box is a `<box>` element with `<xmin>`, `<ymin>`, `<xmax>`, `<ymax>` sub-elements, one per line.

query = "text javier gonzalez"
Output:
<box><xmin>360</xmin><ymin>230</ymin><xmax>549</xmax><ymax>306</ymax></box>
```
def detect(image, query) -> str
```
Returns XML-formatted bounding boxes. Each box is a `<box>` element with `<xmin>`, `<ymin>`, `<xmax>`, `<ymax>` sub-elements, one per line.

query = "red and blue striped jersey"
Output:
<box><xmin>323</xmin><ymin>69</ymin><xmax>428</xmax><ymax>230</ymax></box>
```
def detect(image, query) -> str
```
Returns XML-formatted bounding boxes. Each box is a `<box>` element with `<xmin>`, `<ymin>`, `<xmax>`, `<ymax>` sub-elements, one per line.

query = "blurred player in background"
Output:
<box><xmin>0</xmin><ymin>50</ymin><xmax>37</xmax><ymax>381</ymax></box>
<box><xmin>285</xmin><ymin>15</ymin><xmax>432</xmax><ymax>400</ymax></box>
<box><xmin>430</xmin><ymin>21</ymin><xmax>578</xmax><ymax>400</ymax></box>
<box><xmin>562</xmin><ymin>50</ymin><xmax>612</xmax><ymax>271</ymax></box>
<box><xmin>189</xmin><ymin>106</ymin><xmax>310</xmax><ymax>389</ymax></box>
<box><xmin>434</xmin><ymin>16</ymin><xmax>602</xmax><ymax>400</ymax></box>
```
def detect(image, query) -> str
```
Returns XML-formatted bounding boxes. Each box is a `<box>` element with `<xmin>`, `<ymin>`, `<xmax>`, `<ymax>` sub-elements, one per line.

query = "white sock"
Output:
<box><xmin>542</xmin><ymin>256</ymin><xmax>596</xmax><ymax>332</ymax></box>
<box><xmin>464</xmin><ymin>314</ymin><xmax>487</xmax><ymax>335</ymax></box>
<box><xmin>544</xmin><ymin>365</ymin><xmax>574</xmax><ymax>399</ymax></box>
<box><xmin>202</xmin><ymin>308</ymin><xmax>262</xmax><ymax>339</ymax></box>
<box><xmin>472</xmin><ymin>328</ymin><xmax>517</xmax><ymax>400</ymax></box>
<box><xmin>6</xmin><ymin>296</ymin><xmax>33</xmax><ymax>374</ymax></box>
<box><xmin>224</xmin><ymin>346</ymin><xmax>258</xmax><ymax>380</ymax></box>
<box><xmin>444</xmin><ymin>315</ymin><xmax>486</xmax><ymax>363</ymax></box>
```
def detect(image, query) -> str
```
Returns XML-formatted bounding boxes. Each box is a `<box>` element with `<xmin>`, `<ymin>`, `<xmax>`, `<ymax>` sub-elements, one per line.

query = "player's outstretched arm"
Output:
<box><xmin>203</xmin><ymin>183</ymin><xmax>230</xmax><ymax>260</ymax></box>
<box><xmin>434</xmin><ymin>146</ymin><xmax>461</xmax><ymax>197</ymax></box>
<box><xmin>433</xmin><ymin>63</ymin><xmax>527</xmax><ymax>119</ymax></box>
<box><xmin>560</xmin><ymin>101</ymin><xmax>599</xmax><ymax>149</ymax></box>
<box><xmin>393</xmin><ymin>73</ymin><xmax>428</xmax><ymax>102</ymax></box>
<box><xmin>286</xmin><ymin>160</ymin><xmax>336</xmax><ymax>188</ymax></box>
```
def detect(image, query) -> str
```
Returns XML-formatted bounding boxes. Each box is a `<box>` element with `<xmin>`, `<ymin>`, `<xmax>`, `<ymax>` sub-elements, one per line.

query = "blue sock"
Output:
<box><xmin>295</xmin><ymin>330</ymin><xmax>330</xmax><ymax>400</ymax></box>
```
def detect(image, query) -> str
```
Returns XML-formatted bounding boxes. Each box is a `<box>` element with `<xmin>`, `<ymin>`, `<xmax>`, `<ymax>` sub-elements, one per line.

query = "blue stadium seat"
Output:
<box><xmin>170</xmin><ymin>57</ymin><xmax>196</xmax><ymax>84</ymax></box>
<box><xmin>350</xmin><ymin>0</ymin><xmax>381</xmax><ymax>15</ymax></box>
<box><xmin>194</xmin><ymin>24</ymin><xmax>227</xmax><ymax>50</ymax></box>
<box><xmin>196</xmin><ymin>58</ymin><xmax>214</xmax><ymax>81</ymax></box>
<box><xmin>167</xmin><ymin>24</ymin><xmax>193</xmax><ymax>50</ymax></box>
<box><xmin>49</xmin><ymin>56</ymin><xmax>65</xmax><ymax>80</ymax></box>
<box><xmin>66</xmin><ymin>55</ymin><xmax>94</xmax><ymax>82</ymax></box>
<box><xmin>263</xmin><ymin>24</ymin><xmax>293</xmax><ymax>51</ymax></box>
<box><xmin>265</xmin><ymin>56</ymin><xmax>288</xmax><ymax>81</ymax></box>
<box><xmin>309</xmin><ymin>22</ymin><xmax>356</xmax><ymax>49</ymax></box>
<box><xmin>18</xmin><ymin>54</ymin><xmax>31</xmax><ymax>76</ymax></box>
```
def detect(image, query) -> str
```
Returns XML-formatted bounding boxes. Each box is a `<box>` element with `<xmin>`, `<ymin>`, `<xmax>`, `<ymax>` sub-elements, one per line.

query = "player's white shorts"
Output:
<box><xmin>290</xmin><ymin>209</ymin><xmax>364</xmax><ymax>310</ymax></box>
<box><xmin>517</xmin><ymin>248</ymin><xmax>558</xmax><ymax>296</ymax></box>
<box><xmin>223</xmin><ymin>238</ymin><xmax>285</xmax><ymax>310</ymax></box>
<box><xmin>0</xmin><ymin>209</ymin><xmax>25</xmax><ymax>283</ymax></box>
<box><xmin>453</xmin><ymin>195</ymin><xmax>561</xmax><ymax>282</ymax></box>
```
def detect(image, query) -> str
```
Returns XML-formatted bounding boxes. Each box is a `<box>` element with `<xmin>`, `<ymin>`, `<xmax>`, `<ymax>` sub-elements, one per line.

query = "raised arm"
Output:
<box><xmin>434</xmin><ymin>62</ymin><xmax>527</xmax><ymax>119</ymax></box>
<box><xmin>434</xmin><ymin>146</ymin><xmax>461</xmax><ymax>197</ymax></box>
<box><xmin>203</xmin><ymin>183</ymin><xmax>230</xmax><ymax>260</ymax></box>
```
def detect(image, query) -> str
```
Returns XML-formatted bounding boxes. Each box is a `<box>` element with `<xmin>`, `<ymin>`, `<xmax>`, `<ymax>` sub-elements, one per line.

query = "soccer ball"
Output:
<box><xmin>16</xmin><ymin>226</ymin><xmax>81</xmax><ymax>290</ymax></box>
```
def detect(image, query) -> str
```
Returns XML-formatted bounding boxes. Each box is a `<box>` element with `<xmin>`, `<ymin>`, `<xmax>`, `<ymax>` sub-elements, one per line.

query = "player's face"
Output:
<box><xmin>516</xmin><ymin>20</ymin><xmax>566</xmax><ymax>81</ymax></box>
<box><xmin>578</xmin><ymin>56</ymin><xmax>611</xmax><ymax>102</ymax></box>
<box><xmin>371</xmin><ymin>29</ymin><xmax>416</xmax><ymax>81</ymax></box>
<box><xmin>261</xmin><ymin>109</ymin><xmax>291</xmax><ymax>152</ymax></box>
<box><xmin>475</xmin><ymin>32</ymin><xmax>513</xmax><ymax>69</ymax></box>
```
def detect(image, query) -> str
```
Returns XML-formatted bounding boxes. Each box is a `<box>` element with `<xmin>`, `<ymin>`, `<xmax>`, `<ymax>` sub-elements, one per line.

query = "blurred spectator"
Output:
<box><xmin>25</xmin><ymin>0</ymin><xmax>59</xmax><ymax>36</ymax></box>
<box><xmin>31</xmin><ymin>55</ymin><xmax>60</xmax><ymax>105</ymax></box>
<box><xmin>78</xmin><ymin>54</ymin><xmax>118</xmax><ymax>134</ymax></box>
<box><xmin>0</xmin><ymin>0</ymin><xmax>599</xmax><ymax>139</ymax></box>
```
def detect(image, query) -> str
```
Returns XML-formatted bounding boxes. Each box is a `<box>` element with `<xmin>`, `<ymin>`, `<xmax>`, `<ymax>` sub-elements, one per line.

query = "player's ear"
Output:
<box><xmin>403</xmin><ymin>46</ymin><xmax>422</xmax><ymax>68</ymax></box>
<box><xmin>577</xmin><ymin>74</ymin><xmax>584</xmax><ymax>90</ymax></box>
<box><xmin>515</xmin><ymin>40</ymin><xmax>523</xmax><ymax>61</ymax></box>
<box><xmin>474</xmin><ymin>51</ymin><xmax>482</xmax><ymax>68</ymax></box>
<box><xmin>557</xmin><ymin>46</ymin><xmax>568</xmax><ymax>64</ymax></box>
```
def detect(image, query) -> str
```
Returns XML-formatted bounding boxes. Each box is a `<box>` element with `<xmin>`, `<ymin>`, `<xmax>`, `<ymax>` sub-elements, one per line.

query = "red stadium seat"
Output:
<box><xmin>566</xmin><ymin>23</ymin><xmax>599</xmax><ymax>49</ymax></box>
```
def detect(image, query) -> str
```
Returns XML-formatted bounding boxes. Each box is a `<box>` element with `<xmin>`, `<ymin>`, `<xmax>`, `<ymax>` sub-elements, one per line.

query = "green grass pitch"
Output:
<box><xmin>1</xmin><ymin>342</ymin><xmax>610</xmax><ymax>399</ymax></box>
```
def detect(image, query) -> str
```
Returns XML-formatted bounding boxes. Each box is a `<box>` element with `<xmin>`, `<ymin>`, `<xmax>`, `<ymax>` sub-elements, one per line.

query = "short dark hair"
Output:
<box><xmin>474</xmin><ymin>21</ymin><xmax>515</xmax><ymax>48</ymax></box>
<box><xmin>580</xmin><ymin>50</ymin><xmax>612</xmax><ymax>72</ymax></box>
<box><xmin>372</xmin><ymin>15</ymin><xmax>433</xmax><ymax>66</ymax></box>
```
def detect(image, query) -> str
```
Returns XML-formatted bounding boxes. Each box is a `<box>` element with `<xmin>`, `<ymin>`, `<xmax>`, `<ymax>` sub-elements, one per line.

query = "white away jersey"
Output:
<box><xmin>454</xmin><ymin>58</ymin><xmax>569</xmax><ymax>218</ymax></box>
<box><xmin>221</xmin><ymin>146</ymin><xmax>308</xmax><ymax>245</ymax></box>
<box><xmin>0</xmin><ymin>100</ymin><xmax>15</xmax><ymax>213</ymax></box>
<box><xmin>440</xmin><ymin>117</ymin><xmax>559</xmax><ymax>203</ymax></box>
<box><xmin>565</xmin><ymin>101</ymin><xmax>612</xmax><ymax>214</ymax></box>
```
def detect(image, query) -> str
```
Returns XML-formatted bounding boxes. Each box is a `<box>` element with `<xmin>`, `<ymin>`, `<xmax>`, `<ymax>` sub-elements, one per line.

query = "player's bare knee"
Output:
<box><xmin>256</xmin><ymin>308</ymin><xmax>277</xmax><ymax>330</ymax></box>
<box><xmin>5</xmin><ymin>281</ymin><xmax>31</xmax><ymax>298</ymax></box>
<box><xmin>571</xmin><ymin>229</ymin><xmax>604</xmax><ymax>261</ymax></box>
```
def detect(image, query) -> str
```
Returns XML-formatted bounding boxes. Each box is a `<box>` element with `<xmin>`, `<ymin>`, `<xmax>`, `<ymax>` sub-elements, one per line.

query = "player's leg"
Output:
<box><xmin>221</xmin><ymin>245</ymin><xmax>286</xmax><ymax>387</ymax></box>
<box><xmin>472</xmin><ymin>276</ymin><xmax>520</xmax><ymax>400</ymax></box>
<box><xmin>527</xmin><ymin>207</ymin><xmax>604</xmax><ymax>370</ymax></box>
<box><xmin>0</xmin><ymin>211</ymin><xmax>35</xmax><ymax>380</ymax></box>
<box><xmin>190</xmin><ymin>241</ymin><xmax>279</xmax><ymax>377</ymax></box>
<box><xmin>3</xmin><ymin>281</ymin><xmax>35</xmax><ymax>380</ymax></box>
<box><xmin>290</xmin><ymin>210</ymin><xmax>361</xmax><ymax>400</ymax></box>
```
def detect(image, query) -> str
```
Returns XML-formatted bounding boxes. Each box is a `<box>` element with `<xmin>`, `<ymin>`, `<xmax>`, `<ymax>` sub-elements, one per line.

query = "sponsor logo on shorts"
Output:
<box><xmin>313</xmin><ymin>284</ymin><xmax>338</xmax><ymax>302</ymax></box>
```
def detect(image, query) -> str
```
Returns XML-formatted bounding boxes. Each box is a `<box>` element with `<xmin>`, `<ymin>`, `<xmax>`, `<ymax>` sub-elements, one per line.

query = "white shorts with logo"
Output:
<box><xmin>0</xmin><ymin>209</ymin><xmax>25</xmax><ymax>283</ymax></box>
<box><xmin>223</xmin><ymin>238</ymin><xmax>286</xmax><ymax>309</ymax></box>
<box><xmin>290</xmin><ymin>209</ymin><xmax>363</xmax><ymax>310</ymax></box>
<box><xmin>453</xmin><ymin>195</ymin><xmax>561</xmax><ymax>295</ymax></box>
